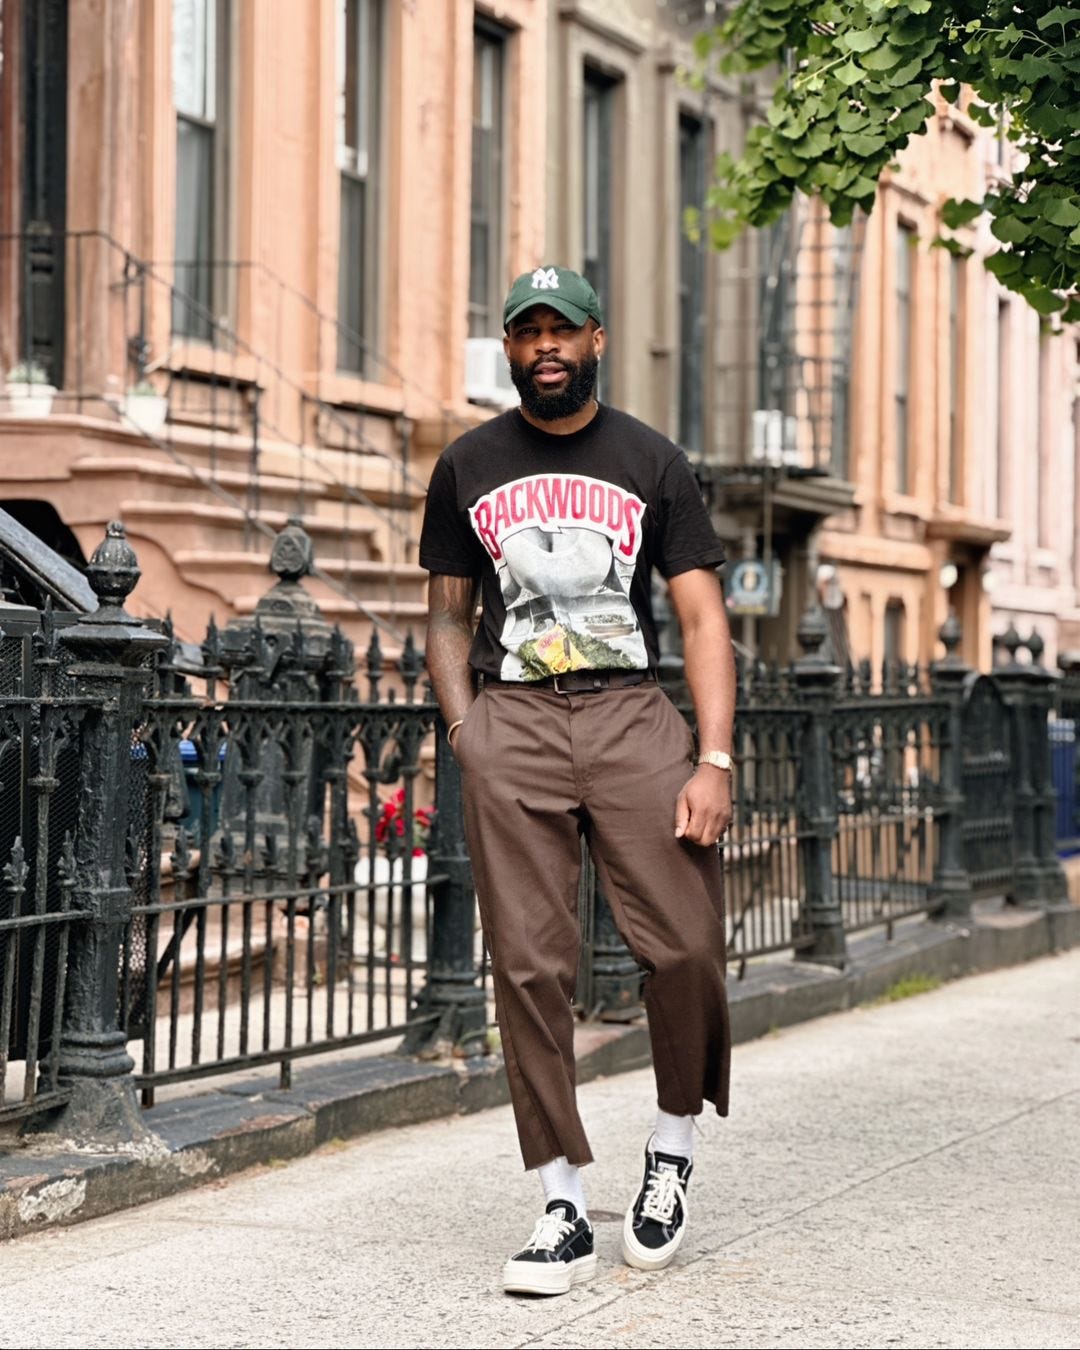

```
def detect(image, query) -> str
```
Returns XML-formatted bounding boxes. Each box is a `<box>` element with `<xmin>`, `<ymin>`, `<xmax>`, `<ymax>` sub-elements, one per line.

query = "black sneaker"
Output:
<box><xmin>622</xmin><ymin>1143</ymin><xmax>692</xmax><ymax>1270</ymax></box>
<box><xmin>502</xmin><ymin>1200</ymin><xmax>597</xmax><ymax>1296</ymax></box>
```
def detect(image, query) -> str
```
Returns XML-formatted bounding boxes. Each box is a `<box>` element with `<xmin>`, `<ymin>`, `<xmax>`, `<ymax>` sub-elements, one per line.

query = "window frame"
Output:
<box><xmin>947</xmin><ymin>251</ymin><xmax>966</xmax><ymax>504</ymax></box>
<box><xmin>335</xmin><ymin>0</ymin><xmax>383</xmax><ymax>375</ymax></box>
<box><xmin>996</xmin><ymin>298</ymin><xmax>1009</xmax><ymax>519</ymax></box>
<box><xmin>172</xmin><ymin>0</ymin><xmax>232</xmax><ymax>340</ymax></box>
<box><xmin>582</xmin><ymin>65</ymin><xmax>618</xmax><ymax>399</ymax></box>
<box><xmin>677</xmin><ymin>111</ymin><xmax>708</xmax><ymax>454</ymax></box>
<box><xmin>468</xmin><ymin>17</ymin><xmax>509</xmax><ymax>339</ymax></box>
<box><xmin>894</xmin><ymin>221</ymin><xmax>915</xmax><ymax>495</ymax></box>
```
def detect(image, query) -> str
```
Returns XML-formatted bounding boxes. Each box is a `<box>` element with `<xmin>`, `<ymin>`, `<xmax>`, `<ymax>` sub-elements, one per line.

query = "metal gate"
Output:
<box><xmin>961</xmin><ymin>674</ymin><xmax>1014</xmax><ymax>899</ymax></box>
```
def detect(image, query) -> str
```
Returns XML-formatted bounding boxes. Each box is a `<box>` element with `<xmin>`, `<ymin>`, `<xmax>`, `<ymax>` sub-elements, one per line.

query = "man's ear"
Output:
<box><xmin>503</xmin><ymin>333</ymin><xmax>511</xmax><ymax>360</ymax></box>
<box><xmin>591</xmin><ymin>324</ymin><xmax>607</xmax><ymax>359</ymax></box>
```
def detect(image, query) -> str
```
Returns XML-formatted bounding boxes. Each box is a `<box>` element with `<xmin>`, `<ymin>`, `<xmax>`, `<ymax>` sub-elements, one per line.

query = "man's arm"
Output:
<box><xmin>426</xmin><ymin>573</ymin><xmax>480</xmax><ymax>745</ymax></box>
<box><xmin>666</xmin><ymin>567</ymin><xmax>736</xmax><ymax>846</ymax></box>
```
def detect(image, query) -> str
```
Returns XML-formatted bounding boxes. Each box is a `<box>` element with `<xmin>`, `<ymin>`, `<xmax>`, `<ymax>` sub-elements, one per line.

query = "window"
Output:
<box><xmin>894</xmin><ymin>223</ymin><xmax>915</xmax><ymax>493</ymax></box>
<box><xmin>1037</xmin><ymin>332</ymin><xmax>1049</xmax><ymax>547</ymax></box>
<box><xmin>469</xmin><ymin>23</ymin><xmax>507</xmax><ymax>338</ymax></box>
<box><xmin>830</xmin><ymin>223</ymin><xmax>855</xmax><ymax>479</ymax></box>
<box><xmin>884</xmin><ymin>600</ymin><xmax>905</xmax><ymax>682</ymax></box>
<box><xmin>336</xmin><ymin>0</ymin><xmax>381</xmax><ymax>374</ymax></box>
<box><xmin>583</xmin><ymin>67</ymin><xmax>616</xmax><ymax>395</ymax></box>
<box><xmin>678</xmin><ymin>114</ymin><xmax>706</xmax><ymax>453</ymax></box>
<box><xmin>996</xmin><ymin>299</ymin><xmax>1009</xmax><ymax>518</ymax></box>
<box><xmin>1073</xmin><ymin>343</ymin><xmax>1080</xmax><ymax>591</ymax></box>
<box><xmin>758</xmin><ymin>212</ymin><xmax>794</xmax><ymax>423</ymax></box>
<box><xmin>947</xmin><ymin>253</ymin><xmax>965</xmax><ymax>502</ymax></box>
<box><xmin>173</xmin><ymin>0</ymin><xmax>230</xmax><ymax>339</ymax></box>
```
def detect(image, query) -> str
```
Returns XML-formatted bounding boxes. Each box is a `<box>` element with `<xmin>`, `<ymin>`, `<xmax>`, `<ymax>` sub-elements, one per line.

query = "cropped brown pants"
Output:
<box><xmin>454</xmin><ymin>681</ymin><xmax>730</xmax><ymax>1170</ymax></box>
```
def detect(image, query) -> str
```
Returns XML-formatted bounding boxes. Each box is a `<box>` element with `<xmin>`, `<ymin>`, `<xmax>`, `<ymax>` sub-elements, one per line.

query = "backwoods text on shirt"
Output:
<box><xmin>468</xmin><ymin>473</ymin><xmax>646</xmax><ymax>564</ymax></box>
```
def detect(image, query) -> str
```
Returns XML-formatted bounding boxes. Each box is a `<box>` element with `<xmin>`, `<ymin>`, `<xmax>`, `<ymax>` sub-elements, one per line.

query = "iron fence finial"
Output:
<box><xmin>85</xmin><ymin>520</ymin><xmax>141</xmax><ymax>621</ymax></box>
<box><xmin>1001</xmin><ymin>622</ymin><xmax>1023</xmax><ymax>667</ymax></box>
<box><xmin>938</xmin><ymin>610</ymin><xmax>962</xmax><ymax>660</ymax></box>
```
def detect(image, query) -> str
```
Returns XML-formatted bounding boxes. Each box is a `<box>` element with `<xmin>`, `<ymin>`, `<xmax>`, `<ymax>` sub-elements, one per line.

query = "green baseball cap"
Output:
<box><xmin>503</xmin><ymin>265</ymin><xmax>604</xmax><ymax>331</ymax></box>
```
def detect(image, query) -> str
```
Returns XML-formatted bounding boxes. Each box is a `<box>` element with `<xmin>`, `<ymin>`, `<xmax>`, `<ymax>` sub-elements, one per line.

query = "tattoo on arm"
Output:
<box><xmin>426</xmin><ymin>574</ymin><xmax>480</xmax><ymax>727</ymax></box>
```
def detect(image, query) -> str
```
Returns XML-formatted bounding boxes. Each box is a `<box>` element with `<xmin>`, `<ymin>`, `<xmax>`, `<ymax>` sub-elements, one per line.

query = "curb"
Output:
<box><xmin>2</xmin><ymin>901</ymin><xmax>1077</xmax><ymax>1241</ymax></box>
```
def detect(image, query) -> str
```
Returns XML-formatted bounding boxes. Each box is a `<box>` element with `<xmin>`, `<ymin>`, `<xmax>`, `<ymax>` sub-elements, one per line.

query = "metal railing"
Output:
<box><xmin>830</xmin><ymin>664</ymin><xmax>944</xmax><ymax>936</ymax></box>
<box><xmin>0</xmin><ymin>519</ymin><xmax>1071</xmax><ymax>1138</ymax></box>
<box><xmin>0</xmin><ymin>608</ymin><xmax>90</xmax><ymax>1125</ymax></box>
<box><xmin>1054</xmin><ymin>652</ymin><xmax>1080</xmax><ymax>856</ymax></box>
<box><xmin>123</xmin><ymin>617</ymin><xmax>452</xmax><ymax>1104</ymax></box>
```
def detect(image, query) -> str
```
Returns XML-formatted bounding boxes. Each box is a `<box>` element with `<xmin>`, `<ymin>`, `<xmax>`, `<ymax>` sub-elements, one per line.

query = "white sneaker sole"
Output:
<box><xmin>621</xmin><ymin>1209</ymin><xmax>687</xmax><ymax>1271</ymax></box>
<box><xmin>502</xmin><ymin>1251</ymin><xmax>598</xmax><ymax>1296</ymax></box>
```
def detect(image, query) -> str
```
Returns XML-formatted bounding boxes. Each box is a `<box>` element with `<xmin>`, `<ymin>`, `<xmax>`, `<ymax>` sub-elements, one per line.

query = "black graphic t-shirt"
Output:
<box><xmin>419</xmin><ymin>406</ymin><xmax>726</xmax><ymax>682</ymax></box>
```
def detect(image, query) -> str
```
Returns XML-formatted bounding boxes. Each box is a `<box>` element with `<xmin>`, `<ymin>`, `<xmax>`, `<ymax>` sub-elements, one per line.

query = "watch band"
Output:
<box><xmin>696</xmin><ymin>750</ymin><xmax>733</xmax><ymax>772</ymax></box>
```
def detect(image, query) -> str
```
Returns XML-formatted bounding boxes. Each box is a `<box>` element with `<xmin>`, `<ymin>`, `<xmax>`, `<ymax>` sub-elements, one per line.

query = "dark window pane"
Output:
<box><xmin>678</xmin><ymin>115</ymin><xmax>706</xmax><ymax>452</ymax></box>
<box><xmin>338</xmin><ymin>173</ymin><xmax>366</xmax><ymax>373</ymax></box>
<box><xmin>583</xmin><ymin>68</ymin><xmax>615</xmax><ymax>397</ymax></box>
<box><xmin>948</xmin><ymin>254</ymin><xmax>963</xmax><ymax>502</ymax></box>
<box><xmin>996</xmin><ymin>301</ymin><xmax>1009</xmax><ymax>518</ymax></box>
<box><xmin>895</xmin><ymin>224</ymin><xmax>913</xmax><ymax>493</ymax></box>
<box><xmin>758</xmin><ymin>214</ymin><xmax>793</xmax><ymax>417</ymax></box>
<box><xmin>343</xmin><ymin>0</ymin><xmax>359</xmax><ymax>154</ymax></box>
<box><xmin>336</xmin><ymin>0</ymin><xmax>380</xmax><ymax>373</ymax></box>
<box><xmin>174</xmin><ymin>116</ymin><xmax>214</xmax><ymax>340</ymax></box>
<box><xmin>469</xmin><ymin>29</ymin><xmax>504</xmax><ymax>338</ymax></box>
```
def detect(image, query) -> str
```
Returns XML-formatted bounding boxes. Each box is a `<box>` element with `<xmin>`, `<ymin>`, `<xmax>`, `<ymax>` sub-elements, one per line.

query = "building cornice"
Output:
<box><xmin>557</xmin><ymin>0</ymin><xmax>649</xmax><ymax>56</ymax></box>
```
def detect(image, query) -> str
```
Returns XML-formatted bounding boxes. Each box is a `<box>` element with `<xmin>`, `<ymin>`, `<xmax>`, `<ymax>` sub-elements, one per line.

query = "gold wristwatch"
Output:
<box><xmin>696</xmin><ymin>750</ymin><xmax>733</xmax><ymax>772</ymax></box>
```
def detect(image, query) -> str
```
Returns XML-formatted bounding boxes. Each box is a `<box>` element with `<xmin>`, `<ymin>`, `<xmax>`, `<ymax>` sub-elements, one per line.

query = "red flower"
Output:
<box><xmin>373</xmin><ymin>788</ymin><xmax>434</xmax><ymax>854</ymax></box>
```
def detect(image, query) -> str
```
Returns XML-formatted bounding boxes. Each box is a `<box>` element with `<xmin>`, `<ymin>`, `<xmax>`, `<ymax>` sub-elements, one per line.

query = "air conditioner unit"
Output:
<box><xmin>465</xmin><ymin>337</ymin><xmax>517</xmax><ymax>410</ymax></box>
<box><xmin>751</xmin><ymin>409</ymin><xmax>800</xmax><ymax>466</ymax></box>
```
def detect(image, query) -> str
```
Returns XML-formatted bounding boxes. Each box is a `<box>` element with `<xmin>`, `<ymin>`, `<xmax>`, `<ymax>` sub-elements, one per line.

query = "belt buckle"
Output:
<box><xmin>553</xmin><ymin>672</ymin><xmax>606</xmax><ymax>694</ymax></box>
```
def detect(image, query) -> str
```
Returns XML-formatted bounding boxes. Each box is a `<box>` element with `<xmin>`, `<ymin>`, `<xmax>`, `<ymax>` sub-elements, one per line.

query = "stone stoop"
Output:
<box><xmin>0</xmin><ymin>414</ymin><xmax>427</xmax><ymax>662</ymax></box>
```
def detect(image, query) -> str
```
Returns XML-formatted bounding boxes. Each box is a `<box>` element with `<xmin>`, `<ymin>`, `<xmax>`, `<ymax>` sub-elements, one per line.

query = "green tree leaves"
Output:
<box><xmin>695</xmin><ymin>0</ymin><xmax>1080</xmax><ymax>316</ymax></box>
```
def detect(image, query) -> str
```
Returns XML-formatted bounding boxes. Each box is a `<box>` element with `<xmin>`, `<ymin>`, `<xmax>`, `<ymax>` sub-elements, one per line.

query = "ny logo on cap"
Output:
<box><xmin>531</xmin><ymin>267</ymin><xmax>559</xmax><ymax>290</ymax></box>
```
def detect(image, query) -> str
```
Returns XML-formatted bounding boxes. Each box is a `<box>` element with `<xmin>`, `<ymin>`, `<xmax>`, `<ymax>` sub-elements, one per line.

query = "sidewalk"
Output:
<box><xmin>2</xmin><ymin>945</ymin><xmax>1078</xmax><ymax>1348</ymax></box>
<box><xmin>1</xmin><ymin>899</ymin><xmax>1077</xmax><ymax>1244</ymax></box>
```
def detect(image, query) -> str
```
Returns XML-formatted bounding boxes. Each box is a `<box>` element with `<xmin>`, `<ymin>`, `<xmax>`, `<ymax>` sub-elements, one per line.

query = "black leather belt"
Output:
<box><xmin>482</xmin><ymin>670</ymin><xmax>656</xmax><ymax>694</ymax></box>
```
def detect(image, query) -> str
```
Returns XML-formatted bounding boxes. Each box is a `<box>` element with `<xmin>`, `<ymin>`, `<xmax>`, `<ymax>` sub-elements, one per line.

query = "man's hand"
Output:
<box><xmin>674</xmin><ymin>765</ymin><xmax>733</xmax><ymax>845</ymax></box>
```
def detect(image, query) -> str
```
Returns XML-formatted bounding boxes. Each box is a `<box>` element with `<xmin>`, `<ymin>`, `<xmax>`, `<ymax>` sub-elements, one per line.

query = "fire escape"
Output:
<box><xmin>695</xmin><ymin>196</ymin><xmax>862</xmax><ymax>662</ymax></box>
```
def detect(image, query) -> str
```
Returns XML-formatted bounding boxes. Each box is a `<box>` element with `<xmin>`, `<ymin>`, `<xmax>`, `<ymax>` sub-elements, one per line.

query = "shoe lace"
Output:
<box><xmin>524</xmin><ymin>1211</ymin><xmax>574</xmax><ymax>1253</ymax></box>
<box><xmin>641</xmin><ymin>1163</ymin><xmax>686</xmax><ymax>1224</ymax></box>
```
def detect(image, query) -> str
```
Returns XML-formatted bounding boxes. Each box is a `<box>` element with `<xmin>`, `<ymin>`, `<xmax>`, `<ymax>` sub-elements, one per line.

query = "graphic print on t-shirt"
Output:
<box><xmin>469</xmin><ymin>472</ymin><xmax>648</xmax><ymax>680</ymax></box>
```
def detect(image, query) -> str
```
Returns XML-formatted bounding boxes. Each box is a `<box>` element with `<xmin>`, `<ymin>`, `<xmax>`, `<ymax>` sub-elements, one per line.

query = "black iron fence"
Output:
<box><xmin>1054</xmin><ymin>652</ymin><xmax>1080</xmax><ymax>857</ymax></box>
<box><xmin>0</xmin><ymin>521</ymin><xmax>1071</xmax><ymax>1137</ymax></box>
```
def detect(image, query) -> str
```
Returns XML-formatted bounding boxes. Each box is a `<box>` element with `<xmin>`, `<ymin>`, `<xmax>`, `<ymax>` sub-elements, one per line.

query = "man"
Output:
<box><xmin>420</xmin><ymin>265</ymin><xmax>735</xmax><ymax>1296</ymax></box>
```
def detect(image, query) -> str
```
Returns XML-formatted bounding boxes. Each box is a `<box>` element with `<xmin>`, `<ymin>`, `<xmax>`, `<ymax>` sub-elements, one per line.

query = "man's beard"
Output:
<box><xmin>509</xmin><ymin>353</ymin><xmax>599</xmax><ymax>422</ymax></box>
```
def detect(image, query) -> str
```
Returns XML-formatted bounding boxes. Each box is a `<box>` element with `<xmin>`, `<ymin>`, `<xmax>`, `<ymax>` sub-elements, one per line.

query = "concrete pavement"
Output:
<box><xmin>2</xmin><ymin>948</ymin><xmax>1079</xmax><ymax>1349</ymax></box>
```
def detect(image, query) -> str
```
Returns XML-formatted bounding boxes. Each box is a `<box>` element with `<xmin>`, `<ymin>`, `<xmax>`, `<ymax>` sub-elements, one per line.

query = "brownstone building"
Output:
<box><xmin>0</xmin><ymin>0</ymin><xmax>547</xmax><ymax>661</ymax></box>
<box><xmin>1</xmin><ymin>0</ymin><xmax>1077</xmax><ymax>674</ymax></box>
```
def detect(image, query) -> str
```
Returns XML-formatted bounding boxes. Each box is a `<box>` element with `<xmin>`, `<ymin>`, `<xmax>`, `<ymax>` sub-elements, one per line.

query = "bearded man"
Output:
<box><xmin>419</xmin><ymin>265</ymin><xmax>735</xmax><ymax>1295</ymax></box>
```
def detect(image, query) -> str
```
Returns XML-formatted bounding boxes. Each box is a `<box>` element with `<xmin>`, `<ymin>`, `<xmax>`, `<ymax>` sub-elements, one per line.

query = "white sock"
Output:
<box><xmin>537</xmin><ymin>1156</ymin><xmax>587</xmax><ymax>1220</ymax></box>
<box><xmin>652</xmin><ymin>1108</ymin><xmax>696</xmax><ymax>1160</ymax></box>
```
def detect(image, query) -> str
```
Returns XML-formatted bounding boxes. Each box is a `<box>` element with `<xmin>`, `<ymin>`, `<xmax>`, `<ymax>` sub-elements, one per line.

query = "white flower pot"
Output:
<box><xmin>355</xmin><ymin>852</ymin><xmax>428</xmax><ymax>961</ymax></box>
<box><xmin>4</xmin><ymin>383</ymin><xmax>56</xmax><ymax>418</ymax></box>
<box><xmin>123</xmin><ymin>392</ymin><xmax>169</xmax><ymax>437</ymax></box>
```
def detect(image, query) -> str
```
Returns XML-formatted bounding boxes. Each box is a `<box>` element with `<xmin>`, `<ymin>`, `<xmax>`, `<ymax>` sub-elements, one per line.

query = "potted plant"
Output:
<box><xmin>4</xmin><ymin>361</ymin><xmax>56</xmax><ymax>417</ymax></box>
<box><xmin>357</xmin><ymin>788</ymin><xmax>435</xmax><ymax>962</ymax></box>
<box><xmin>123</xmin><ymin>377</ymin><xmax>169</xmax><ymax>437</ymax></box>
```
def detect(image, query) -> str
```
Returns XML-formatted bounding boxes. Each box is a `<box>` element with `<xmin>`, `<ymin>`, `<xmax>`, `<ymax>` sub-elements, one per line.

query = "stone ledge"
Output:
<box><xmin>1</xmin><ymin>903</ymin><xmax>1076</xmax><ymax>1241</ymax></box>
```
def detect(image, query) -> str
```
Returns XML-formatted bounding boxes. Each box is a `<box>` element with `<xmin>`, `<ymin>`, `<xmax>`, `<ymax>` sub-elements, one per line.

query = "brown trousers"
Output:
<box><xmin>455</xmin><ymin>681</ymin><xmax>730</xmax><ymax>1170</ymax></box>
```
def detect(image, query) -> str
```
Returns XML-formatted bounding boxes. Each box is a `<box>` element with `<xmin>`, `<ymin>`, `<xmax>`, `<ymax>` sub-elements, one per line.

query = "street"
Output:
<box><xmin>3</xmin><ymin>949</ymin><xmax>1079</xmax><ymax>1350</ymax></box>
